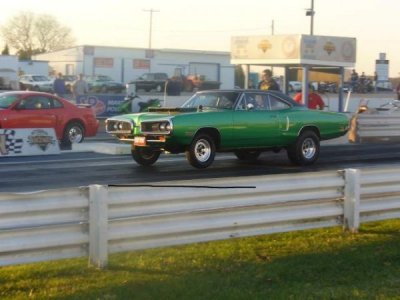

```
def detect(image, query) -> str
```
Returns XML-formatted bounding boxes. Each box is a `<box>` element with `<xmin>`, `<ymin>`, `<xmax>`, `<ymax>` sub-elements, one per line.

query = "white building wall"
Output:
<box><xmin>35</xmin><ymin>45</ymin><xmax>235</xmax><ymax>88</ymax></box>
<box><xmin>18</xmin><ymin>61</ymin><xmax>49</xmax><ymax>76</ymax></box>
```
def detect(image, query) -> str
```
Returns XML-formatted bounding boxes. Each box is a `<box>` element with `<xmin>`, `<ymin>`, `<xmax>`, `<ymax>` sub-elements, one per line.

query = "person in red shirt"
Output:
<box><xmin>293</xmin><ymin>85</ymin><xmax>325</xmax><ymax>110</ymax></box>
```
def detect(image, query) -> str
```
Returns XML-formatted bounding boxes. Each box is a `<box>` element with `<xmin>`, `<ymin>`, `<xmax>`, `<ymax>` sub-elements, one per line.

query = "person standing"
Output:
<box><xmin>53</xmin><ymin>72</ymin><xmax>66</xmax><ymax>98</ymax></box>
<box><xmin>257</xmin><ymin>69</ymin><xmax>280</xmax><ymax>91</ymax></box>
<box><xmin>71</xmin><ymin>73</ymin><xmax>89</xmax><ymax>101</ymax></box>
<box><xmin>396</xmin><ymin>82</ymin><xmax>400</xmax><ymax>100</ymax></box>
<box><xmin>350</xmin><ymin>69</ymin><xmax>359</xmax><ymax>92</ymax></box>
<box><xmin>293</xmin><ymin>85</ymin><xmax>325</xmax><ymax>110</ymax></box>
<box><xmin>373</xmin><ymin>71</ymin><xmax>378</xmax><ymax>93</ymax></box>
<box><xmin>359</xmin><ymin>72</ymin><xmax>367</xmax><ymax>93</ymax></box>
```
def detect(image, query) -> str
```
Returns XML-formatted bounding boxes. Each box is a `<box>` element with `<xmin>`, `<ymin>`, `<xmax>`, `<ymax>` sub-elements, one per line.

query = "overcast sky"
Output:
<box><xmin>1</xmin><ymin>0</ymin><xmax>399</xmax><ymax>77</ymax></box>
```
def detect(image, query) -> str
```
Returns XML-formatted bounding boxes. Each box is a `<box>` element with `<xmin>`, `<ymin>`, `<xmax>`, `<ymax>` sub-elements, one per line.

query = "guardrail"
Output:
<box><xmin>1</xmin><ymin>167</ymin><xmax>399</xmax><ymax>268</ymax></box>
<box><xmin>351</xmin><ymin>112</ymin><xmax>400</xmax><ymax>143</ymax></box>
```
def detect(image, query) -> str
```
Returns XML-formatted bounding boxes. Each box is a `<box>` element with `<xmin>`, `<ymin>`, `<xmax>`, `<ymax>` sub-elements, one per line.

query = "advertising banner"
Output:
<box><xmin>231</xmin><ymin>34</ymin><xmax>356</xmax><ymax>67</ymax></box>
<box><xmin>0</xmin><ymin>128</ymin><xmax>60</xmax><ymax>157</ymax></box>
<box><xmin>76</xmin><ymin>94</ymin><xmax>126</xmax><ymax>117</ymax></box>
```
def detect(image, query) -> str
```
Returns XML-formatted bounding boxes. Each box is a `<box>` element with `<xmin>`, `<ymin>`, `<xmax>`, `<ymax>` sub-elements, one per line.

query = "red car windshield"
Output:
<box><xmin>0</xmin><ymin>94</ymin><xmax>18</xmax><ymax>109</ymax></box>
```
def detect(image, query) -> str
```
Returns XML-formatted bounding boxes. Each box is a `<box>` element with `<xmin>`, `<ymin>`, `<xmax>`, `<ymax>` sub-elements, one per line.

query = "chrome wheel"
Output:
<box><xmin>194</xmin><ymin>138</ymin><xmax>212</xmax><ymax>163</ymax></box>
<box><xmin>287</xmin><ymin>131</ymin><xmax>320</xmax><ymax>166</ymax></box>
<box><xmin>302</xmin><ymin>137</ymin><xmax>317</xmax><ymax>159</ymax></box>
<box><xmin>68</xmin><ymin>125</ymin><xmax>84</xmax><ymax>143</ymax></box>
<box><xmin>186</xmin><ymin>134</ymin><xmax>216</xmax><ymax>169</ymax></box>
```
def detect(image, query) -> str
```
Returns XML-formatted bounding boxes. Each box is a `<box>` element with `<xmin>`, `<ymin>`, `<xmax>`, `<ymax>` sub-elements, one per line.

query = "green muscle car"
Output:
<box><xmin>105</xmin><ymin>90</ymin><xmax>349</xmax><ymax>169</ymax></box>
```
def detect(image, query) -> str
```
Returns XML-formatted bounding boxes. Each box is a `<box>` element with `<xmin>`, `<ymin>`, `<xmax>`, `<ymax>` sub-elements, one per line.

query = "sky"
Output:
<box><xmin>1</xmin><ymin>0</ymin><xmax>399</xmax><ymax>77</ymax></box>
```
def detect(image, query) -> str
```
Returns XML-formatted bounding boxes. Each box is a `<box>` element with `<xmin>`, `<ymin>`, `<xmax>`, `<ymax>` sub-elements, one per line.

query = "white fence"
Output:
<box><xmin>1</xmin><ymin>167</ymin><xmax>400</xmax><ymax>268</ymax></box>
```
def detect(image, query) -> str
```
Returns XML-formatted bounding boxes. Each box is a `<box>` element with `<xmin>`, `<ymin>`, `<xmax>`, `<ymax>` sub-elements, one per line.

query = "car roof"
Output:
<box><xmin>196</xmin><ymin>89</ymin><xmax>302</xmax><ymax>107</ymax></box>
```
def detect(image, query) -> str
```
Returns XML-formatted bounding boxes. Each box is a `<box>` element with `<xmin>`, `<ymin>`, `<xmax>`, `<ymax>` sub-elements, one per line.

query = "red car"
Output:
<box><xmin>0</xmin><ymin>91</ymin><xmax>99</xmax><ymax>146</ymax></box>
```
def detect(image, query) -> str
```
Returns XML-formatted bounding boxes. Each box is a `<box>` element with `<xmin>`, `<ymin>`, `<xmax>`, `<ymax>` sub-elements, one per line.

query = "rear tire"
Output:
<box><xmin>61</xmin><ymin>122</ymin><xmax>84</xmax><ymax>147</ymax></box>
<box><xmin>287</xmin><ymin>131</ymin><xmax>320</xmax><ymax>165</ymax></box>
<box><xmin>186</xmin><ymin>134</ymin><xmax>216</xmax><ymax>169</ymax></box>
<box><xmin>131</xmin><ymin>147</ymin><xmax>161</xmax><ymax>166</ymax></box>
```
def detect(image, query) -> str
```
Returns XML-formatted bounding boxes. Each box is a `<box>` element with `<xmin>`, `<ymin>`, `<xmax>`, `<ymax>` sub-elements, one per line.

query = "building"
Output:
<box><xmin>0</xmin><ymin>55</ymin><xmax>19</xmax><ymax>90</ymax></box>
<box><xmin>34</xmin><ymin>45</ymin><xmax>235</xmax><ymax>89</ymax></box>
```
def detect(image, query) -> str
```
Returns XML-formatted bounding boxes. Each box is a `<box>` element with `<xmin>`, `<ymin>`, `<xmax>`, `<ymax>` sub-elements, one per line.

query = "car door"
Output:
<box><xmin>231</xmin><ymin>92</ymin><xmax>284</xmax><ymax>148</ymax></box>
<box><xmin>4</xmin><ymin>95</ymin><xmax>58</xmax><ymax>131</ymax></box>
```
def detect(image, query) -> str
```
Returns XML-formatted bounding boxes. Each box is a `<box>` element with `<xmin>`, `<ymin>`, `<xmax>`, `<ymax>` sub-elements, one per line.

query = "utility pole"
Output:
<box><xmin>143</xmin><ymin>8</ymin><xmax>159</xmax><ymax>49</ymax></box>
<box><xmin>306</xmin><ymin>0</ymin><xmax>315</xmax><ymax>35</ymax></box>
<box><xmin>271</xmin><ymin>19</ymin><xmax>274</xmax><ymax>35</ymax></box>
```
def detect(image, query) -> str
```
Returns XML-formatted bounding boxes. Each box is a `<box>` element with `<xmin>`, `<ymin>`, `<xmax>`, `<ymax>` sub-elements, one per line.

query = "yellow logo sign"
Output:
<box><xmin>323</xmin><ymin>41</ymin><xmax>336</xmax><ymax>55</ymax></box>
<box><xmin>258</xmin><ymin>40</ymin><xmax>272</xmax><ymax>53</ymax></box>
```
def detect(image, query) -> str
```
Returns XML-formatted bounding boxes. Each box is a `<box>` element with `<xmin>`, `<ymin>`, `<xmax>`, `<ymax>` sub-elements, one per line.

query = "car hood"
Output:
<box><xmin>108</xmin><ymin>107</ymin><xmax>215</xmax><ymax>124</ymax></box>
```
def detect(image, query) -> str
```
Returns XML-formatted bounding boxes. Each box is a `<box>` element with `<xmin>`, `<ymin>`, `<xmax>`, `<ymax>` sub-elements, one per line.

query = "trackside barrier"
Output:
<box><xmin>350</xmin><ymin>113</ymin><xmax>400</xmax><ymax>143</ymax></box>
<box><xmin>0</xmin><ymin>167</ymin><xmax>400</xmax><ymax>268</ymax></box>
<box><xmin>0</xmin><ymin>128</ymin><xmax>60</xmax><ymax>157</ymax></box>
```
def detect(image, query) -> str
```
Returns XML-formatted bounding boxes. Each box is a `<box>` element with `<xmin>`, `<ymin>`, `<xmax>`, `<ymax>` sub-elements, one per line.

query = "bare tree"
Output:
<box><xmin>1</xmin><ymin>11</ymin><xmax>75</xmax><ymax>59</ymax></box>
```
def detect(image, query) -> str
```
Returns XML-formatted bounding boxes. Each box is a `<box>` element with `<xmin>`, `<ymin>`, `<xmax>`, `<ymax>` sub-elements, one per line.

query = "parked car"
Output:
<box><xmin>289</xmin><ymin>81</ymin><xmax>302</xmax><ymax>92</ymax></box>
<box><xmin>0</xmin><ymin>68</ymin><xmax>18</xmax><ymax>90</ymax></box>
<box><xmin>19</xmin><ymin>74</ymin><xmax>53</xmax><ymax>92</ymax></box>
<box><xmin>86</xmin><ymin>75</ymin><xmax>125</xmax><ymax>93</ymax></box>
<box><xmin>0</xmin><ymin>91</ymin><xmax>99</xmax><ymax>146</ymax></box>
<box><xmin>62</xmin><ymin>75</ymin><xmax>77</xmax><ymax>93</ymax></box>
<box><xmin>130</xmin><ymin>73</ymin><xmax>169</xmax><ymax>92</ymax></box>
<box><xmin>105</xmin><ymin>89</ymin><xmax>349</xmax><ymax>169</ymax></box>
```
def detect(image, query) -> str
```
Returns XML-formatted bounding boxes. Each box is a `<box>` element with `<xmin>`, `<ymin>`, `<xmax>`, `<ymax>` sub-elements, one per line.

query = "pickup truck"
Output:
<box><xmin>131</xmin><ymin>73</ymin><xmax>168</xmax><ymax>92</ymax></box>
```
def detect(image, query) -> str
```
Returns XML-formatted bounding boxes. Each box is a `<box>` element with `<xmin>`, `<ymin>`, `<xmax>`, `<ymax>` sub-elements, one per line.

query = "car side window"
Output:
<box><xmin>267</xmin><ymin>95</ymin><xmax>290</xmax><ymax>111</ymax></box>
<box><xmin>253</xmin><ymin>94</ymin><xmax>268</xmax><ymax>111</ymax></box>
<box><xmin>216</xmin><ymin>95</ymin><xmax>234</xmax><ymax>109</ymax></box>
<box><xmin>53</xmin><ymin>99</ymin><xmax>63</xmax><ymax>108</ymax></box>
<box><xmin>21</xmin><ymin>96</ymin><xmax>52</xmax><ymax>110</ymax></box>
<box><xmin>236</xmin><ymin>94</ymin><xmax>251</xmax><ymax>110</ymax></box>
<box><xmin>237</xmin><ymin>93</ymin><xmax>268</xmax><ymax>111</ymax></box>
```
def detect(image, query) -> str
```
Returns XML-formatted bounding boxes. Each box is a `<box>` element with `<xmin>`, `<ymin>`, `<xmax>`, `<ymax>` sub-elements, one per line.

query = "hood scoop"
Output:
<box><xmin>147</xmin><ymin>107</ymin><xmax>197</xmax><ymax>113</ymax></box>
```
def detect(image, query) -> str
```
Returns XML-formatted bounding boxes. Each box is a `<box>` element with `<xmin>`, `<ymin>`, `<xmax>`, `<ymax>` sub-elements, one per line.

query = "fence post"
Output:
<box><xmin>88</xmin><ymin>184</ymin><xmax>108</xmax><ymax>268</ymax></box>
<box><xmin>343</xmin><ymin>168</ymin><xmax>360</xmax><ymax>232</ymax></box>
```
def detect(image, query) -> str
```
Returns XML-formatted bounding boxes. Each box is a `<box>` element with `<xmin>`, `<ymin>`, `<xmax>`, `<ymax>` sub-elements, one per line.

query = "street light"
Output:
<box><xmin>306</xmin><ymin>0</ymin><xmax>315</xmax><ymax>35</ymax></box>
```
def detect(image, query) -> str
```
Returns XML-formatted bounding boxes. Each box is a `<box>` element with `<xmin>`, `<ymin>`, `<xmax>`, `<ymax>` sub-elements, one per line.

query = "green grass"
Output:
<box><xmin>1</xmin><ymin>219</ymin><xmax>400</xmax><ymax>300</ymax></box>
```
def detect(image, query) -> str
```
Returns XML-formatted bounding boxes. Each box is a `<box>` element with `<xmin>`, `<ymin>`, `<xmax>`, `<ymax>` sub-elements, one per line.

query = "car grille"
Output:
<box><xmin>106</xmin><ymin>120</ymin><xmax>133</xmax><ymax>133</ymax></box>
<box><xmin>140</xmin><ymin>120</ymin><xmax>172</xmax><ymax>134</ymax></box>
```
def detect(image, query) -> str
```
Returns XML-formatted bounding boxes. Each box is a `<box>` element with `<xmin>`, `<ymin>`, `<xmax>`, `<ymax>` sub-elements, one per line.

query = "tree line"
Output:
<box><xmin>1</xmin><ymin>11</ymin><xmax>75</xmax><ymax>59</ymax></box>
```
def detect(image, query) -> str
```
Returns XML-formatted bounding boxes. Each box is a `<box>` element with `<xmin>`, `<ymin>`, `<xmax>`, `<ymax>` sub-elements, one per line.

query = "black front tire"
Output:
<box><xmin>287</xmin><ymin>131</ymin><xmax>320</xmax><ymax>165</ymax></box>
<box><xmin>186</xmin><ymin>134</ymin><xmax>216</xmax><ymax>169</ymax></box>
<box><xmin>131</xmin><ymin>147</ymin><xmax>161</xmax><ymax>166</ymax></box>
<box><xmin>234</xmin><ymin>150</ymin><xmax>261</xmax><ymax>161</ymax></box>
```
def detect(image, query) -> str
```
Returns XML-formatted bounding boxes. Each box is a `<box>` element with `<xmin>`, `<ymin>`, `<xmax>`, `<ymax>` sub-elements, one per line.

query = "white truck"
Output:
<box><xmin>0</xmin><ymin>55</ymin><xmax>19</xmax><ymax>90</ymax></box>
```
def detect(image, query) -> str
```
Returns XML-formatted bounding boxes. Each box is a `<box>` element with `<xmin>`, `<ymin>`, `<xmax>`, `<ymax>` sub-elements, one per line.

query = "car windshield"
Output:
<box><xmin>181</xmin><ymin>92</ymin><xmax>240</xmax><ymax>110</ymax></box>
<box><xmin>0</xmin><ymin>94</ymin><xmax>18</xmax><ymax>109</ymax></box>
<box><xmin>32</xmin><ymin>75</ymin><xmax>49</xmax><ymax>81</ymax></box>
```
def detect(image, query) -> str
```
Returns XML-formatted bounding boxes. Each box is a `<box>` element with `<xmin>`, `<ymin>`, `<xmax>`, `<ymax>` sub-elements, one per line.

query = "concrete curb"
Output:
<box><xmin>71</xmin><ymin>142</ymin><xmax>131</xmax><ymax>155</ymax></box>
